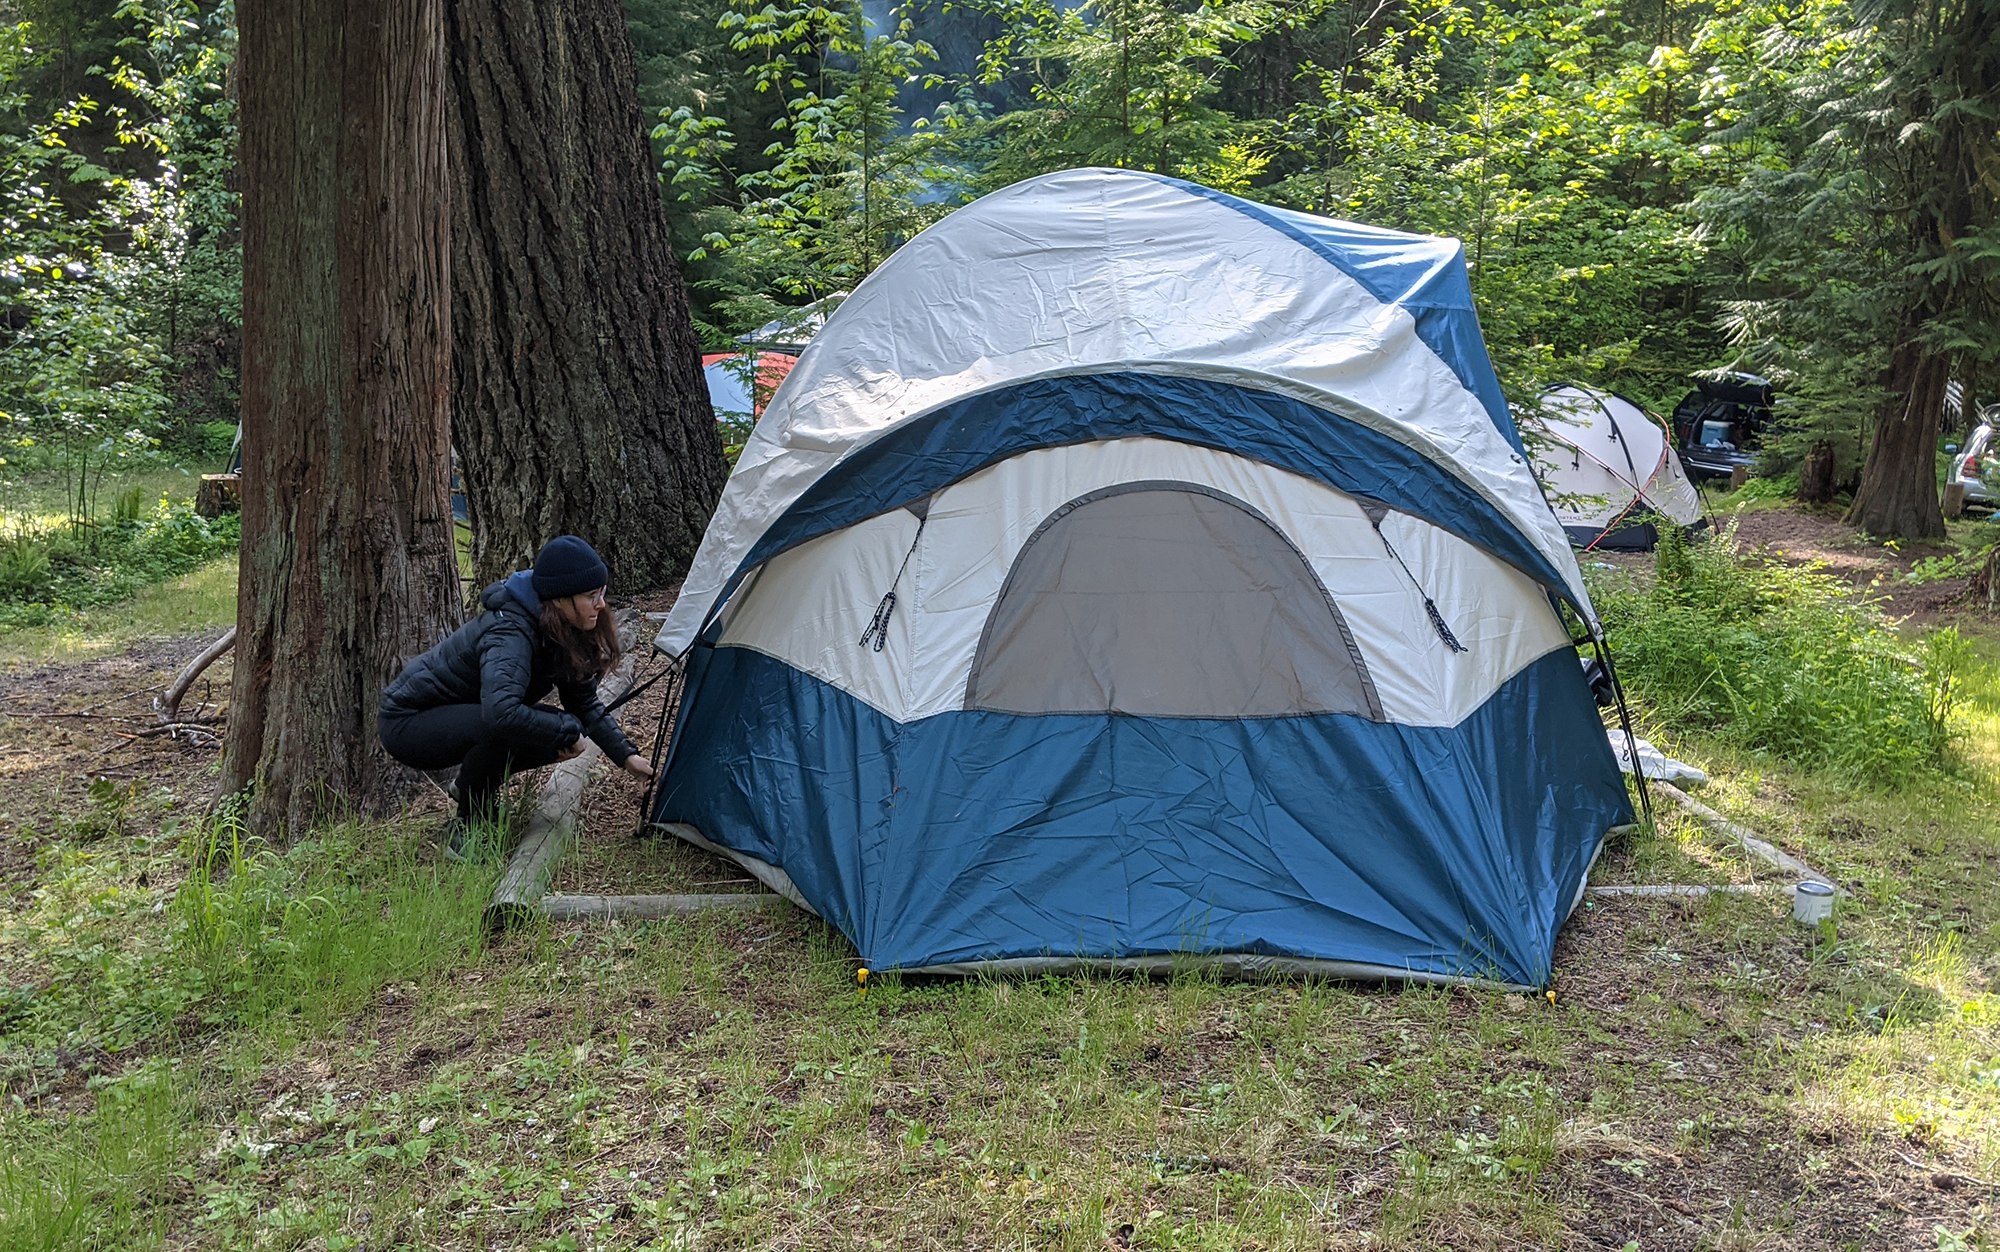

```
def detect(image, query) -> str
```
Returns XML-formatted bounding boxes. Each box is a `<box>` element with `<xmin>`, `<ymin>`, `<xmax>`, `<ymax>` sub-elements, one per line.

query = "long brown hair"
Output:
<box><xmin>539</xmin><ymin>599</ymin><xmax>621</xmax><ymax>685</ymax></box>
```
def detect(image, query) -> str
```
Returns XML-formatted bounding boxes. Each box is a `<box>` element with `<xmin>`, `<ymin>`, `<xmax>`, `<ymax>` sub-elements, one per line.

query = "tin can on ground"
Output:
<box><xmin>1792</xmin><ymin>881</ymin><xmax>1836</xmax><ymax>926</ymax></box>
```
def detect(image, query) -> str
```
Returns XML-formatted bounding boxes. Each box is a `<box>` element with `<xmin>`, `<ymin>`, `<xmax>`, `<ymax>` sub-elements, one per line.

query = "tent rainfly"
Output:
<box><xmin>1537</xmin><ymin>384</ymin><xmax>1705</xmax><ymax>551</ymax></box>
<box><xmin>647</xmin><ymin>168</ymin><xmax>1633</xmax><ymax>989</ymax></box>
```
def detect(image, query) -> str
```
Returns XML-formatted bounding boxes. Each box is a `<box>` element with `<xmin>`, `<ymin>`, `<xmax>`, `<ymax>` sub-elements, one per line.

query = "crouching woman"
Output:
<box><xmin>380</xmin><ymin>536</ymin><xmax>653</xmax><ymax>859</ymax></box>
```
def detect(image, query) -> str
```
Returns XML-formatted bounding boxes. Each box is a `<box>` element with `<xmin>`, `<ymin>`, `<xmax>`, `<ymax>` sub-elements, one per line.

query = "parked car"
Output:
<box><xmin>1949</xmin><ymin>420</ymin><xmax>1997</xmax><ymax>509</ymax></box>
<box><xmin>1670</xmin><ymin>372</ymin><xmax>1776</xmax><ymax>482</ymax></box>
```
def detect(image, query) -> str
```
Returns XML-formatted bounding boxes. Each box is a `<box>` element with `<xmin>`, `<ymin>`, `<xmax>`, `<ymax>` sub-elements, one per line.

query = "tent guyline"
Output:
<box><xmin>638</xmin><ymin>169</ymin><xmax>1634</xmax><ymax>989</ymax></box>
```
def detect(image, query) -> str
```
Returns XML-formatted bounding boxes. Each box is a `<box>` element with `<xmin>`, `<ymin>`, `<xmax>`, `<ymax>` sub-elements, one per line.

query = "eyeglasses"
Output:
<box><xmin>582</xmin><ymin>588</ymin><xmax>606</xmax><ymax>606</ymax></box>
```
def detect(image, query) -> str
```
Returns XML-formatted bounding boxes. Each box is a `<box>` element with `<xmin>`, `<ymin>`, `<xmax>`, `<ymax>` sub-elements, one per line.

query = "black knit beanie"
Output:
<box><xmin>531</xmin><ymin>536</ymin><xmax>609</xmax><ymax>601</ymax></box>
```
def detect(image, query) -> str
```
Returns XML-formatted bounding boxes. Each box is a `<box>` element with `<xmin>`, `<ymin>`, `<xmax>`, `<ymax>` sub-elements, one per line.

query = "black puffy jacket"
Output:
<box><xmin>380</xmin><ymin>572</ymin><xmax>637</xmax><ymax>761</ymax></box>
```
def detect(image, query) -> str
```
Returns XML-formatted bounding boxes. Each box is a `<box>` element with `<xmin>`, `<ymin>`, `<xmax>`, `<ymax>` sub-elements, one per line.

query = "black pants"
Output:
<box><xmin>380</xmin><ymin>704</ymin><xmax>566</xmax><ymax>821</ymax></box>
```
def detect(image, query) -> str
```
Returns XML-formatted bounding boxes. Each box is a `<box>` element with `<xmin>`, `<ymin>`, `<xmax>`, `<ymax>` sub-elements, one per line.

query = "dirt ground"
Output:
<box><xmin>0</xmin><ymin>633</ymin><xmax>235</xmax><ymax>868</ymax></box>
<box><xmin>1590</xmin><ymin>502</ymin><xmax>1993</xmax><ymax>625</ymax></box>
<box><xmin>0</xmin><ymin>585</ymin><xmax>747</xmax><ymax>897</ymax></box>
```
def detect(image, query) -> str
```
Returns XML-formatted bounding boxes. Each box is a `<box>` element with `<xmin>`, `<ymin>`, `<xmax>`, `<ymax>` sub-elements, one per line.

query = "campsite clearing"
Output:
<box><xmin>1</xmin><ymin>510</ymin><xmax>1997</xmax><ymax>1248</ymax></box>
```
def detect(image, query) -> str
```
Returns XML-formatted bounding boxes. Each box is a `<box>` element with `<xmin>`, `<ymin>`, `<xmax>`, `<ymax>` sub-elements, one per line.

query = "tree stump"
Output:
<box><xmin>1973</xmin><ymin>544</ymin><xmax>1999</xmax><ymax>613</ymax></box>
<box><xmin>1942</xmin><ymin>481</ymin><xmax>1968</xmax><ymax>520</ymax></box>
<box><xmin>1729</xmin><ymin>464</ymin><xmax>1749</xmax><ymax>491</ymax></box>
<box><xmin>195</xmin><ymin>473</ymin><xmax>241</xmax><ymax>518</ymax></box>
<box><xmin>1798</xmin><ymin>441</ymin><xmax>1836</xmax><ymax>505</ymax></box>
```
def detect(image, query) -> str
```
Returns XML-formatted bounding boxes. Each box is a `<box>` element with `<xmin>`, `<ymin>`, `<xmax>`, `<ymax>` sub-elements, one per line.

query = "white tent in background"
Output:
<box><xmin>1537</xmin><ymin>384</ymin><xmax>1704</xmax><ymax>550</ymax></box>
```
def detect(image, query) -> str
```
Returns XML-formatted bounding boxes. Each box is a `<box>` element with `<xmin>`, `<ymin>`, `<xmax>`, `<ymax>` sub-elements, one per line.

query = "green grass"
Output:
<box><xmin>0</xmin><ymin>555</ymin><xmax>235</xmax><ymax>666</ymax></box>
<box><xmin>0</xmin><ymin>466</ymin><xmax>207</xmax><ymax>536</ymax></box>
<box><xmin>1592</xmin><ymin>522</ymin><xmax>1964</xmax><ymax>785</ymax></box>
<box><xmin>1</xmin><ymin>683</ymin><xmax>1995</xmax><ymax>1249</ymax></box>
<box><xmin>0</xmin><ymin>456</ymin><xmax>237</xmax><ymax>663</ymax></box>
<box><xmin>1608</xmin><ymin>632</ymin><xmax>2000</xmax><ymax>1177</ymax></box>
<box><xmin>0</xmin><ymin>517</ymin><xmax>1996</xmax><ymax>1248</ymax></box>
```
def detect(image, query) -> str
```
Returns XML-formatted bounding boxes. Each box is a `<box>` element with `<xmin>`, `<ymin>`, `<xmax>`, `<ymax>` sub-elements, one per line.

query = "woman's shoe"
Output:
<box><xmin>442</xmin><ymin>817</ymin><xmax>474</xmax><ymax>863</ymax></box>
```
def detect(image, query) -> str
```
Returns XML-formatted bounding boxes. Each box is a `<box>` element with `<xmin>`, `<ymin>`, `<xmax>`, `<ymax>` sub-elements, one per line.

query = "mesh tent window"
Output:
<box><xmin>965</xmin><ymin>482</ymin><xmax>1382</xmax><ymax>719</ymax></box>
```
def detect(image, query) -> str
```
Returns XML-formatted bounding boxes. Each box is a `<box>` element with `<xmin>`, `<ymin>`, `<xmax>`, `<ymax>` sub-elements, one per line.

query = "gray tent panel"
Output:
<box><xmin>966</xmin><ymin>482</ymin><xmax>1382</xmax><ymax>718</ymax></box>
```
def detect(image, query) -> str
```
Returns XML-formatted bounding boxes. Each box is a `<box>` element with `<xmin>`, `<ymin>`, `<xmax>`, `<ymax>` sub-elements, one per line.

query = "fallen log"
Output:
<box><xmin>485</xmin><ymin>611</ymin><xmax>641</xmax><ymax>929</ymax></box>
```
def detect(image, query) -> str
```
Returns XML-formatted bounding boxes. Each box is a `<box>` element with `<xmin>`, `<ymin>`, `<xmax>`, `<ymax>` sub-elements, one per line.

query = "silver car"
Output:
<box><xmin>1950</xmin><ymin>422</ymin><xmax>1996</xmax><ymax>508</ymax></box>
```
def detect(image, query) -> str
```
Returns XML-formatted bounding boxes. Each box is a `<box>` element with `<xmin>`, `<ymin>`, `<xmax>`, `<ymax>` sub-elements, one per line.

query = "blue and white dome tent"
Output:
<box><xmin>645</xmin><ymin>168</ymin><xmax>1634</xmax><ymax>989</ymax></box>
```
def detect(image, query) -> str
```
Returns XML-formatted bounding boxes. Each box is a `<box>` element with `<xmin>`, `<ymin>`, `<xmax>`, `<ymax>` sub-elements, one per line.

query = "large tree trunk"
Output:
<box><xmin>446</xmin><ymin>0</ymin><xmax>727</xmax><ymax>591</ymax></box>
<box><xmin>1846</xmin><ymin>340</ymin><xmax>1949</xmax><ymax>540</ymax></box>
<box><xmin>230</xmin><ymin>0</ymin><xmax>462</xmax><ymax>835</ymax></box>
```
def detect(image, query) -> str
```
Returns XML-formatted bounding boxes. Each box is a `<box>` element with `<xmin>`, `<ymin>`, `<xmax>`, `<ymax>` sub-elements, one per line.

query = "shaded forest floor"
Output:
<box><xmin>1</xmin><ymin>507</ymin><xmax>1997</xmax><ymax>1249</ymax></box>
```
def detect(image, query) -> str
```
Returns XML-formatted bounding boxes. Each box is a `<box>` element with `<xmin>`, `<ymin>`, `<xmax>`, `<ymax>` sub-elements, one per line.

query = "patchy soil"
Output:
<box><xmin>1544</xmin><ymin>895</ymin><xmax>1997</xmax><ymax>1249</ymax></box>
<box><xmin>1730</xmin><ymin>506</ymin><xmax>1977</xmax><ymax>620</ymax></box>
<box><xmin>0</xmin><ymin>631</ymin><xmax>233</xmax><ymax>848</ymax></box>
<box><xmin>145</xmin><ymin>890</ymin><xmax>1999</xmax><ymax>1250</ymax></box>
<box><xmin>1593</xmin><ymin>501</ymin><xmax>1995</xmax><ymax>625</ymax></box>
<box><xmin>0</xmin><ymin>586</ymin><xmax>743</xmax><ymax>898</ymax></box>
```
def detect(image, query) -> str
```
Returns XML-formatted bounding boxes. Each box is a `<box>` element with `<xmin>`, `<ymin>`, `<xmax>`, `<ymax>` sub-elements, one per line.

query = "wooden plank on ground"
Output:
<box><xmin>1652</xmin><ymin>780</ymin><xmax>1834</xmax><ymax>886</ymax></box>
<box><xmin>485</xmin><ymin>611</ymin><xmax>641</xmax><ymax>929</ymax></box>
<box><xmin>541</xmin><ymin>893</ymin><xmax>787</xmax><ymax>920</ymax></box>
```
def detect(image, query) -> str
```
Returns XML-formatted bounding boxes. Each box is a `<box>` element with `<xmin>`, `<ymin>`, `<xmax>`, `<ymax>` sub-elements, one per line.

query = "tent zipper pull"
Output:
<box><xmin>858</xmin><ymin>592</ymin><xmax>897</xmax><ymax>652</ymax></box>
<box><xmin>1423</xmin><ymin>599</ymin><xmax>1467</xmax><ymax>653</ymax></box>
<box><xmin>857</xmin><ymin>513</ymin><xmax>927</xmax><ymax>653</ymax></box>
<box><xmin>1368</xmin><ymin>510</ymin><xmax>1468</xmax><ymax>654</ymax></box>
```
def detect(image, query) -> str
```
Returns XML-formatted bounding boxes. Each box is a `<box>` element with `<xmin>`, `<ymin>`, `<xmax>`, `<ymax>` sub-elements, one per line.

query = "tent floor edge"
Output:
<box><xmin>644</xmin><ymin>820</ymin><xmax>821</xmax><ymax>916</ymax></box>
<box><xmin>893</xmin><ymin>953</ymin><xmax>1539</xmax><ymax>992</ymax></box>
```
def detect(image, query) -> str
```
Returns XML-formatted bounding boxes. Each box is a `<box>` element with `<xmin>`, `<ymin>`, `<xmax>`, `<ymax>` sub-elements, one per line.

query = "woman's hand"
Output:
<box><xmin>623</xmin><ymin>754</ymin><xmax>654</xmax><ymax>779</ymax></box>
<box><xmin>556</xmin><ymin>737</ymin><xmax>588</xmax><ymax>762</ymax></box>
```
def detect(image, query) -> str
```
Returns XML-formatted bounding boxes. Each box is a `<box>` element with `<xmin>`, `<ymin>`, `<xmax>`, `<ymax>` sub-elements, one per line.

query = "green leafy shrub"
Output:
<box><xmin>0</xmin><ymin>535</ymin><xmax>52</xmax><ymax>598</ymax></box>
<box><xmin>1593</xmin><ymin>523</ymin><xmax>1964</xmax><ymax>785</ymax></box>
<box><xmin>168</xmin><ymin>419</ymin><xmax>240</xmax><ymax>468</ymax></box>
<box><xmin>1726</xmin><ymin>474</ymin><xmax>1803</xmax><ymax>503</ymax></box>
<box><xmin>0</xmin><ymin>502</ymin><xmax>238</xmax><ymax>629</ymax></box>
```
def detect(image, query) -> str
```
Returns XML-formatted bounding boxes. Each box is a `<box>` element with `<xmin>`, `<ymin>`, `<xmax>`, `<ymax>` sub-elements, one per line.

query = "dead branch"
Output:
<box><xmin>156</xmin><ymin>626</ymin><xmax>236</xmax><ymax>725</ymax></box>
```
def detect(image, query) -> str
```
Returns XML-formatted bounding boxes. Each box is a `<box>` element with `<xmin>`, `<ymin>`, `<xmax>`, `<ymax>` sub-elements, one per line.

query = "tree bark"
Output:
<box><xmin>230</xmin><ymin>0</ymin><xmax>462</xmax><ymax>835</ymax></box>
<box><xmin>446</xmin><ymin>0</ymin><xmax>727</xmax><ymax>591</ymax></box>
<box><xmin>1798</xmin><ymin>440</ymin><xmax>1836</xmax><ymax>505</ymax></box>
<box><xmin>1972</xmin><ymin>544</ymin><xmax>1999</xmax><ymax>613</ymax></box>
<box><xmin>1846</xmin><ymin>340</ymin><xmax>1949</xmax><ymax>540</ymax></box>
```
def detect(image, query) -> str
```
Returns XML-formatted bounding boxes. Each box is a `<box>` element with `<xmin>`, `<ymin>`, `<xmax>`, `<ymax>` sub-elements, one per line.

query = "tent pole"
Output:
<box><xmin>1594</xmin><ymin>633</ymin><xmax>1654</xmax><ymax>827</ymax></box>
<box><xmin>634</xmin><ymin>651</ymin><xmax>684</xmax><ymax>838</ymax></box>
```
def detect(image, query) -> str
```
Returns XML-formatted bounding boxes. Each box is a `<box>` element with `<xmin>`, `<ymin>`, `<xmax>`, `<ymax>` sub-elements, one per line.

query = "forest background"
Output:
<box><xmin>2</xmin><ymin>0</ymin><xmax>1996</xmax><ymax>542</ymax></box>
